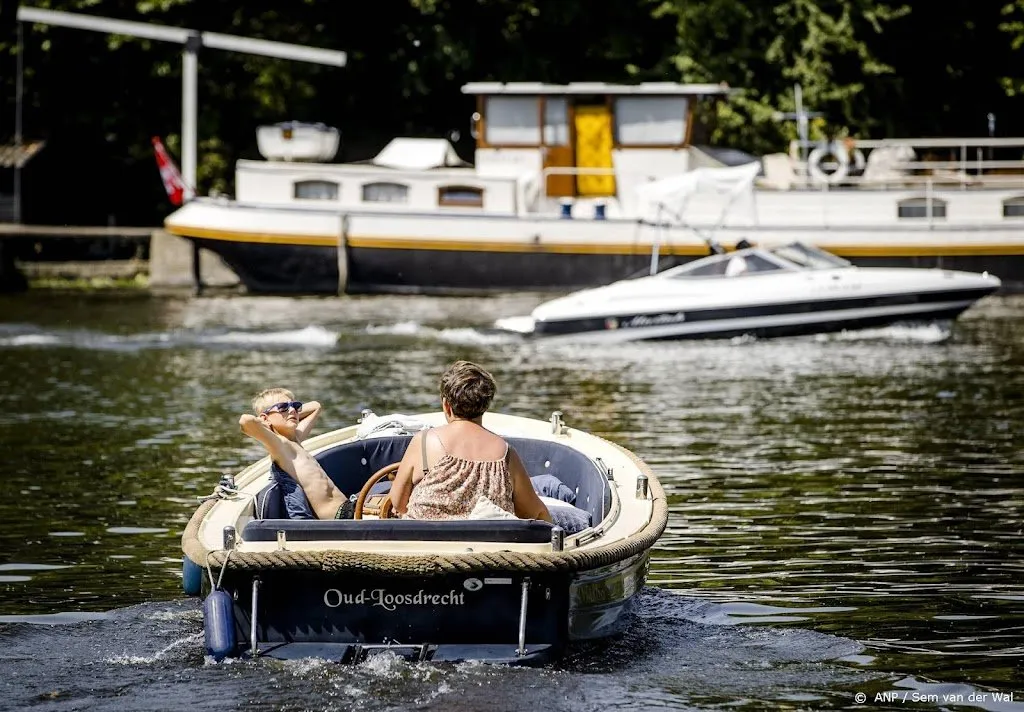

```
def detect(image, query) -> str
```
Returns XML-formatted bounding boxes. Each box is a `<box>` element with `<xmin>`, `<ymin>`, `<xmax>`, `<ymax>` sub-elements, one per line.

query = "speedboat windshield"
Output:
<box><xmin>659</xmin><ymin>248</ymin><xmax>796</xmax><ymax>279</ymax></box>
<box><xmin>769</xmin><ymin>242</ymin><xmax>852</xmax><ymax>269</ymax></box>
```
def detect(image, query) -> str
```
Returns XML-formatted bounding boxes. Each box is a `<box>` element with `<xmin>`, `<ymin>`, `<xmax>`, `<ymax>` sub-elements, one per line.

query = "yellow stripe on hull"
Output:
<box><xmin>165</xmin><ymin>225</ymin><xmax>1024</xmax><ymax>258</ymax></box>
<box><xmin>166</xmin><ymin>225</ymin><xmax>337</xmax><ymax>247</ymax></box>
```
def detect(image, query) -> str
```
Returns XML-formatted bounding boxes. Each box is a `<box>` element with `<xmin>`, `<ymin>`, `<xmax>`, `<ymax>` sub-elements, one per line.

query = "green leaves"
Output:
<box><xmin>653</xmin><ymin>0</ymin><xmax>911</xmax><ymax>152</ymax></box>
<box><xmin>0</xmin><ymin>0</ymin><xmax>1018</xmax><ymax>225</ymax></box>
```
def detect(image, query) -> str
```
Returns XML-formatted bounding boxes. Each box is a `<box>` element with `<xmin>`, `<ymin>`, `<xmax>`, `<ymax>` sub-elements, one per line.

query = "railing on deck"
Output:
<box><xmin>785</xmin><ymin>137</ymin><xmax>1024</xmax><ymax>192</ymax></box>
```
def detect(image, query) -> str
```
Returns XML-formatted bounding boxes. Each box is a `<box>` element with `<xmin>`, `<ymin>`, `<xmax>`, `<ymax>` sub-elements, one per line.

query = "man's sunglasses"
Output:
<box><xmin>262</xmin><ymin>400</ymin><xmax>302</xmax><ymax>415</ymax></box>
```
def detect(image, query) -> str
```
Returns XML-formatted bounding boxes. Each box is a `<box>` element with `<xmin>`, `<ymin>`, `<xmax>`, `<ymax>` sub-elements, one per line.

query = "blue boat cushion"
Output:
<box><xmin>242</xmin><ymin>518</ymin><xmax>554</xmax><ymax>543</ymax></box>
<box><xmin>252</xmin><ymin>434</ymin><xmax>611</xmax><ymax>525</ymax></box>
<box><xmin>540</xmin><ymin>497</ymin><xmax>592</xmax><ymax>534</ymax></box>
<box><xmin>314</xmin><ymin>435</ymin><xmax>414</xmax><ymax>499</ymax></box>
<box><xmin>530</xmin><ymin>474</ymin><xmax>576</xmax><ymax>504</ymax></box>
<box><xmin>255</xmin><ymin>480</ymin><xmax>284</xmax><ymax>519</ymax></box>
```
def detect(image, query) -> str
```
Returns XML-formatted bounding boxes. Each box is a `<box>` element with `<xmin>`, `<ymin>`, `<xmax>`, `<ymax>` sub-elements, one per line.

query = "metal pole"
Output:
<box><xmin>516</xmin><ymin>577</ymin><xmax>530</xmax><ymax>657</ymax></box>
<box><xmin>181</xmin><ymin>33</ymin><xmax>200</xmax><ymax>200</ymax></box>
<box><xmin>649</xmin><ymin>205</ymin><xmax>662</xmax><ymax>276</ymax></box>
<box><xmin>795</xmin><ymin>84</ymin><xmax>808</xmax><ymax>165</ymax></box>
<box><xmin>14</xmin><ymin>22</ymin><xmax>25</xmax><ymax>224</ymax></box>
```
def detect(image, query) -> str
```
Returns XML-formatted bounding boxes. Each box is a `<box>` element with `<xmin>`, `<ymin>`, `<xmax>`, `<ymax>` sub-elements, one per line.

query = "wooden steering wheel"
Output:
<box><xmin>353</xmin><ymin>462</ymin><xmax>399</xmax><ymax>519</ymax></box>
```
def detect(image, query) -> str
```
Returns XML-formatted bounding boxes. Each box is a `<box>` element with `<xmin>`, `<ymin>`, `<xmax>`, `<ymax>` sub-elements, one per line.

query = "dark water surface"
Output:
<box><xmin>0</xmin><ymin>291</ymin><xmax>1021</xmax><ymax>711</ymax></box>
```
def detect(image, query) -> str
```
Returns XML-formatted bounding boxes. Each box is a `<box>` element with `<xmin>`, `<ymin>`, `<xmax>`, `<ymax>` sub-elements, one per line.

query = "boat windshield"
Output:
<box><xmin>661</xmin><ymin>249</ymin><xmax>795</xmax><ymax>279</ymax></box>
<box><xmin>769</xmin><ymin>242</ymin><xmax>851</xmax><ymax>269</ymax></box>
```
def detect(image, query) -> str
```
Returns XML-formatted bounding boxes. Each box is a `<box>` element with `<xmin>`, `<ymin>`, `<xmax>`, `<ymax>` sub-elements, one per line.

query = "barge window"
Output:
<box><xmin>294</xmin><ymin>180</ymin><xmax>339</xmax><ymax>201</ymax></box>
<box><xmin>438</xmin><ymin>185</ymin><xmax>484</xmax><ymax>208</ymax></box>
<box><xmin>543</xmin><ymin>98</ymin><xmax>569</xmax><ymax>146</ymax></box>
<box><xmin>362</xmin><ymin>181</ymin><xmax>409</xmax><ymax>203</ymax></box>
<box><xmin>485</xmin><ymin>97</ymin><xmax>541</xmax><ymax>145</ymax></box>
<box><xmin>898</xmin><ymin>197</ymin><xmax>946</xmax><ymax>219</ymax></box>
<box><xmin>1003</xmin><ymin>196</ymin><xmax>1024</xmax><ymax>218</ymax></box>
<box><xmin>614</xmin><ymin>97</ymin><xmax>688</xmax><ymax>146</ymax></box>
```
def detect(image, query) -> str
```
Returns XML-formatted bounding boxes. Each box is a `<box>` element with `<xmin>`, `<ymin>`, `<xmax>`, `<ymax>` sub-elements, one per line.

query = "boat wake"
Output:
<box><xmin>0</xmin><ymin>317</ymin><xmax>953</xmax><ymax>354</ymax></box>
<box><xmin>2</xmin><ymin>593</ymin><xmax>1019</xmax><ymax>711</ymax></box>
<box><xmin>0</xmin><ymin>324</ymin><xmax>339</xmax><ymax>351</ymax></box>
<box><xmin>815</xmin><ymin>320</ymin><xmax>953</xmax><ymax>343</ymax></box>
<box><xmin>363</xmin><ymin>320</ymin><xmax>524</xmax><ymax>345</ymax></box>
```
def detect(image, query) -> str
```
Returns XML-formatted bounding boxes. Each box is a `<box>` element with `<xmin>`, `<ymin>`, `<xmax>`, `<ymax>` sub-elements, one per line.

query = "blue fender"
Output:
<box><xmin>203</xmin><ymin>589</ymin><xmax>237</xmax><ymax>661</ymax></box>
<box><xmin>182</xmin><ymin>556</ymin><xmax>204</xmax><ymax>596</ymax></box>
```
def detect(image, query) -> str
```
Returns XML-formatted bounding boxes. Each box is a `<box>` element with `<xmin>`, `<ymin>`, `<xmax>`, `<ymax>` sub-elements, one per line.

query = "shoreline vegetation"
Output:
<box><xmin>18</xmin><ymin>261</ymin><xmax>149</xmax><ymax>290</ymax></box>
<box><xmin>26</xmin><ymin>274</ymin><xmax>149</xmax><ymax>290</ymax></box>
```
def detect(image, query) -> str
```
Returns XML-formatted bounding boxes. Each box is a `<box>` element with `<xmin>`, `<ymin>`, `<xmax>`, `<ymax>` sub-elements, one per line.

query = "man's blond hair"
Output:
<box><xmin>252</xmin><ymin>387</ymin><xmax>294</xmax><ymax>415</ymax></box>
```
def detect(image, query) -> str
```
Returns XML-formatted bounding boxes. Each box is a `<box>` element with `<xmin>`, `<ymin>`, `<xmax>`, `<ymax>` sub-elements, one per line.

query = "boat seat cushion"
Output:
<box><xmin>530</xmin><ymin>474</ymin><xmax>576</xmax><ymax>504</ymax></box>
<box><xmin>242</xmin><ymin>518</ymin><xmax>554</xmax><ymax>543</ymax></box>
<box><xmin>314</xmin><ymin>435</ymin><xmax>414</xmax><ymax>498</ymax></box>
<box><xmin>255</xmin><ymin>481</ymin><xmax>285</xmax><ymax>520</ymax></box>
<box><xmin>540</xmin><ymin>496</ymin><xmax>592</xmax><ymax>534</ymax></box>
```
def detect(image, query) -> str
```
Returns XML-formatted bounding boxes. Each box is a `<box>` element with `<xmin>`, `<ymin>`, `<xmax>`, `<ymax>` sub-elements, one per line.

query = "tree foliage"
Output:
<box><xmin>0</xmin><ymin>0</ymin><xmax>1018</xmax><ymax>225</ymax></box>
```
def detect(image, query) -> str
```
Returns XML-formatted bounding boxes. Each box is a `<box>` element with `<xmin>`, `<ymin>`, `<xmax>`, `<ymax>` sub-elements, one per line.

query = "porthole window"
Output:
<box><xmin>438</xmin><ymin>185</ymin><xmax>484</xmax><ymax>208</ymax></box>
<box><xmin>294</xmin><ymin>180</ymin><xmax>339</xmax><ymax>200</ymax></box>
<box><xmin>362</xmin><ymin>182</ymin><xmax>409</xmax><ymax>203</ymax></box>
<box><xmin>1002</xmin><ymin>196</ymin><xmax>1024</xmax><ymax>218</ymax></box>
<box><xmin>898</xmin><ymin>197</ymin><xmax>946</xmax><ymax>219</ymax></box>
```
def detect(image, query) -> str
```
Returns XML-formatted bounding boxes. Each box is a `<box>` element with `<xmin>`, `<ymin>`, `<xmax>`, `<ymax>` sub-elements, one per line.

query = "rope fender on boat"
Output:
<box><xmin>181</xmin><ymin>440</ymin><xmax>668</xmax><ymax>578</ymax></box>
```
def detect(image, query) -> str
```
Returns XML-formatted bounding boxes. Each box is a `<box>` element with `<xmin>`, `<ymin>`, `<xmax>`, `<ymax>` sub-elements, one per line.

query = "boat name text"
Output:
<box><xmin>608</xmin><ymin>312</ymin><xmax>687</xmax><ymax>329</ymax></box>
<box><xmin>323</xmin><ymin>588</ymin><xmax>466</xmax><ymax>610</ymax></box>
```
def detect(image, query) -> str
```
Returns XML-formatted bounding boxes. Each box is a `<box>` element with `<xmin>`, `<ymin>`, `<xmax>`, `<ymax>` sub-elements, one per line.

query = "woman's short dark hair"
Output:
<box><xmin>439</xmin><ymin>360</ymin><xmax>496</xmax><ymax>419</ymax></box>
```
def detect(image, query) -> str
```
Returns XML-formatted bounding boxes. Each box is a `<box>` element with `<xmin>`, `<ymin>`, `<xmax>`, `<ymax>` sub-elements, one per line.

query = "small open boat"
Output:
<box><xmin>181</xmin><ymin>410</ymin><xmax>666</xmax><ymax>665</ymax></box>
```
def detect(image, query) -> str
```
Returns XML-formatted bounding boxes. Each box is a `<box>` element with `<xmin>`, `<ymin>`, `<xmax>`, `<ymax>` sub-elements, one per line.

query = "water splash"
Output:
<box><xmin>0</xmin><ymin>324</ymin><xmax>338</xmax><ymax>351</ymax></box>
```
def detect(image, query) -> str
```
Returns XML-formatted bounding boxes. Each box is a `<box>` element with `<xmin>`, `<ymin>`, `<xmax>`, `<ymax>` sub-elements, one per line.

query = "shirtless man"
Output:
<box><xmin>239</xmin><ymin>388</ymin><xmax>350</xmax><ymax>520</ymax></box>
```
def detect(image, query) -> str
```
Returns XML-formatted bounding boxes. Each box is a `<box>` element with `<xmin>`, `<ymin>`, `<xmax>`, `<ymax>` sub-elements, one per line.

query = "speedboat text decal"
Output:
<box><xmin>607</xmin><ymin>312</ymin><xmax>687</xmax><ymax>330</ymax></box>
<box><xmin>323</xmin><ymin>588</ymin><xmax>466</xmax><ymax>610</ymax></box>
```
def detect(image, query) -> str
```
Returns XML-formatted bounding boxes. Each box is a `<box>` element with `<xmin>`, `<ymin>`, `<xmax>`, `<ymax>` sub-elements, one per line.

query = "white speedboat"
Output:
<box><xmin>496</xmin><ymin>242</ymin><xmax>1001</xmax><ymax>342</ymax></box>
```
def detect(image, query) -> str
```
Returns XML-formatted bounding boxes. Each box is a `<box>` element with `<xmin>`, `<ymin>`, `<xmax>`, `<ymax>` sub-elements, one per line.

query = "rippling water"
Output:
<box><xmin>0</xmin><ymin>290</ymin><xmax>1021</xmax><ymax>711</ymax></box>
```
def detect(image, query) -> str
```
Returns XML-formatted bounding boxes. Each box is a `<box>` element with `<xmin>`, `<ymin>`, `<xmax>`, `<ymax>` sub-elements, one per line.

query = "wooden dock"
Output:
<box><xmin>0</xmin><ymin>224</ymin><xmax>154</xmax><ymax>238</ymax></box>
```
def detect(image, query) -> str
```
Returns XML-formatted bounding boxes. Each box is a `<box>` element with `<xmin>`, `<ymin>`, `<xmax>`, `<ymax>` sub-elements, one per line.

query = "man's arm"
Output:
<box><xmin>294</xmin><ymin>401</ymin><xmax>322</xmax><ymax>442</ymax></box>
<box><xmin>509</xmin><ymin>448</ymin><xmax>552</xmax><ymax>522</ymax></box>
<box><xmin>239</xmin><ymin>414</ymin><xmax>291</xmax><ymax>463</ymax></box>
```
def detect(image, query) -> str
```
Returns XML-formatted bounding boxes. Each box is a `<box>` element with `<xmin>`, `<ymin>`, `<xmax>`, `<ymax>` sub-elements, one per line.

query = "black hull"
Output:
<box><xmin>192</xmin><ymin>240</ymin><xmax>340</xmax><ymax>294</ymax></box>
<box><xmin>190</xmin><ymin>237</ymin><xmax>1024</xmax><ymax>295</ymax></box>
<box><xmin>212</xmin><ymin>552</ymin><xmax>649</xmax><ymax>664</ymax></box>
<box><xmin>533</xmin><ymin>288</ymin><xmax>997</xmax><ymax>341</ymax></box>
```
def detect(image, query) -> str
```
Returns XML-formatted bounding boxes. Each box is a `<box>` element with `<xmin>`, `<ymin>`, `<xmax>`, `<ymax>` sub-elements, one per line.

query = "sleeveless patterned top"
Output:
<box><xmin>404</xmin><ymin>428</ymin><xmax>514</xmax><ymax>520</ymax></box>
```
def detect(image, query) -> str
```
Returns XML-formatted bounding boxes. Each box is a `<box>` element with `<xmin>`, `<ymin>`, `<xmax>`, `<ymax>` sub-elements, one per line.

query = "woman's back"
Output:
<box><xmin>431</xmin><ymin>421</ymin><xmax>506</xmax><ymax>462</ymax></box>
<box><xmin>389</xmin><ymin>359</ymin><xmax>550</xmax><ymax>523</ymax></box>
<box><xmin>404</xmin><ymin>423</ymin><xmax>513</xmax><ymax>520</ymax></box>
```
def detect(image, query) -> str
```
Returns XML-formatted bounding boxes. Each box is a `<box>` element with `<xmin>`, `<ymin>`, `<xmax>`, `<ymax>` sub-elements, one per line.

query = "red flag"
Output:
<box><xmin>151</xmin><ymin>136</ymin><xmax>187</xmax><ymax>206</ymax></box>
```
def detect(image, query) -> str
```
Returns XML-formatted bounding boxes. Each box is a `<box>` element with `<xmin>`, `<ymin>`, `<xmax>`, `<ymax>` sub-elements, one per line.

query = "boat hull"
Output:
<box><xmin>190</xmin><ymin>237</ymin><xmax>660</xmax><ymax>295</ymax></box>
<box><xmin>212</xmin><ymin>552</ymin><xmax>650</xmax><ymax>664</ymax></box>
<box><xmin>530</xmin><ymin>287</ymin><xmax>998</xmax><ymax>342</ymax></box>
<box><xmin>190</xmin><ymin>235</ymin><xmax>1024</xmax><ymax>296</ymax></box>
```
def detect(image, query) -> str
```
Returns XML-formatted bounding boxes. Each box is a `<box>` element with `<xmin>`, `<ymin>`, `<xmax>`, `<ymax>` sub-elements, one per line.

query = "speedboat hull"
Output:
<box><xmin>530</xmin><ymin>284</ymin><xmax>998</xmax><ymax>342</ymax></box>
<box><xmin>519</xmin><ymin>246</ymin><xmax>1002</xmax><ymax>342</ymax></box>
